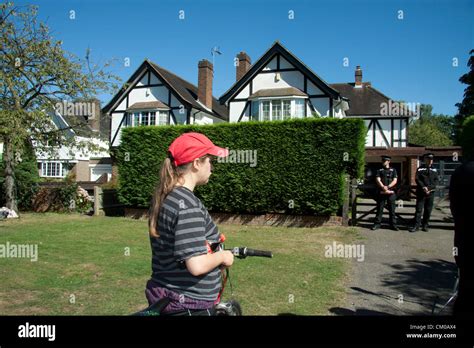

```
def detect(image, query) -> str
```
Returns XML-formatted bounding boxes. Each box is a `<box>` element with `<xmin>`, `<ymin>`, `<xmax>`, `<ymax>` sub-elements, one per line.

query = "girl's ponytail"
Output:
<box><xmin>149</xmin><ymin>154</ymin><xmax>180</xmax><ymax>238</ymax></box>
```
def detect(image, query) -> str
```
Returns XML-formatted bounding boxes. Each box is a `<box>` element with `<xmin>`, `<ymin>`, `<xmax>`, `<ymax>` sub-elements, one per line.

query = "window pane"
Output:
<box><xmin>47</xmin><ymin>162</ymin><xmax>52</xmax><ymax>176</ymax></box>
<box><xmin>262</xmin><ymin>101</ymin><xmax>270</xmax><ymax>121</ymax></box>
<box><xmin>159</xmin><ymin>111</ymin><xmax>168</xmax><ymax>125</ymax></box>
<box><xmin>150</xmin><ymin>112</ymin><xmax>156</xmax><ymax>125</ymax></box>
<box><xmin>250</xmin><ymin>101</ymin><xmax>259</xmax><ymax>121</ymax></box>
<box><xmin>283</xmin><ymin>100</ymin><xmax>291</xmax><ymax>120</ymax></box>
<box><xmin>295</xmin><ymin>99</ymin><xmax>305</xmax><ymax>118</ymax></box>
<box><xmin>134</xmin><ymin>113</ymin><xmax>140</xmax><ymax>127</ymax></box>
<box><xmin>272</xmin><ymin>100</ymin><xmax>282</xmax><ymax>121</ymax></box>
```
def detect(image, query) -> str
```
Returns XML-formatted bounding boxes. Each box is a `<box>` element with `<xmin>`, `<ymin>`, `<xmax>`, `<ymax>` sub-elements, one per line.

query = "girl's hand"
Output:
<box><xmin>220</xmin><ymin>250</ymin><xmax>234</xmax><ymax>267</ymax></box>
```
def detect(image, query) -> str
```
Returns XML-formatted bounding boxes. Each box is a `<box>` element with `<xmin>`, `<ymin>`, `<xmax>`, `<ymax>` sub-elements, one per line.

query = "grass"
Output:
<box><xmin>0</xmin><ymin>213</ymin><xmax>359</xmax><ymax>315</ymax></box>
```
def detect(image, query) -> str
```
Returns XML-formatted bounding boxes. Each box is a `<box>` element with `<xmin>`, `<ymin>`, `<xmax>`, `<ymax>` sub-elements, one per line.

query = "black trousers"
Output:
<box><xmin>374</xmin><ymin>193</ymin><xmax>397</xmax><ymax>226</ymax></box>
<box><xmin>414</xmin><ymin>193</ymin><xmax>434</xmax><ymax>227</ymax></box>
<box><xmin>454</xmin><ymin>266</ymin><xmax>474</xmax><ymax>316</ymax></box>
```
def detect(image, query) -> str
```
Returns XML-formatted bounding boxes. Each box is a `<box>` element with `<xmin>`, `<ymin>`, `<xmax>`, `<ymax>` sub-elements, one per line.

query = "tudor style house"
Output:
<box><xmin>104</xmin><ymin>41</ymin><xmax>459</xmax><ymax>189</ymax></box>
<box><xmin>102</xmin><ymin>59</ymin><xmax>228</xmax><ymax>148</ymax></box>
<box><xmin>219</xmin><ymin>43</ymin><xmax>349</xmax><ymax>121</ymax></box>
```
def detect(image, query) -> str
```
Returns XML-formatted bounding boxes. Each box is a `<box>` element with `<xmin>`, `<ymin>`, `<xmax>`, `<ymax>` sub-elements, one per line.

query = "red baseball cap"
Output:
<box><xmin>168</xmin><ymin>132</ymin><xmax>229</xmax><ymax>166</ymax></box>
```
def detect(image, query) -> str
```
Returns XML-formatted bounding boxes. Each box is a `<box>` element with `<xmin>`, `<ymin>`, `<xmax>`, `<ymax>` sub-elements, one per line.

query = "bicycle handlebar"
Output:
<box><xmin>229</xmin><ymin>247</ymin><xmax>273</xmax><ymax>259</ymax></box>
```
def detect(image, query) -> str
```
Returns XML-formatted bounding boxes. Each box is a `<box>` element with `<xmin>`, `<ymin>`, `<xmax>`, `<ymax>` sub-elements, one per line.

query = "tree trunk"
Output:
<box><xmin>3</xmin><ymin>138</ymin><xmax>18</xmax><ymax>212</ymax></box>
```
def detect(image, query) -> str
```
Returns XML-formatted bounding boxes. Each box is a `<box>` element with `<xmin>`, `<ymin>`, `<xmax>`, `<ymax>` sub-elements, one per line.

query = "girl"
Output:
<box><xmin>145</xmin><ymin>132</ymin><xmax>234</xmax><ymax>316</ymax></box>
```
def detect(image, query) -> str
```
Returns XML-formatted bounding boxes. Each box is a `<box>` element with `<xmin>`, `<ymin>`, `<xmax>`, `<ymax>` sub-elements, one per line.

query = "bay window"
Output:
<box><xmin>251</xmin><ymin>98</ymin><xmax>306</xmax><ymax>121</ymax></box>
<box><xmin>125</xmin><ymin>110</ymin><xmax>169</xmax><ymax>127</ymax></box>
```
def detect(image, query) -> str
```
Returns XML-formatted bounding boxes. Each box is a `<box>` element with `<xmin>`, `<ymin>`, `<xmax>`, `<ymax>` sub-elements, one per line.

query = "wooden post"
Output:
<box><xmin>350</xmin><ymin>178</ymin><xmax>358</xmax><ymax>226</ymax></box>
<box><xmin>94</xmin><ymin>186</ymin><xmax>103</xmax><ymax>216</ymax></box>
<box><xmin>342</xmin><ymin>175</ymin><xmax>350</xmax><ymax>226</ymax></box>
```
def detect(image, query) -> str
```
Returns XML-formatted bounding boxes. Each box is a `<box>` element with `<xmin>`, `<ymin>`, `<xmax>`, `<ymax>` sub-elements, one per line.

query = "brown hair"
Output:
<box><xmin>148</xmin><ymin>153</ymin><xmax>208</xmax><ymax>238</ymax></box>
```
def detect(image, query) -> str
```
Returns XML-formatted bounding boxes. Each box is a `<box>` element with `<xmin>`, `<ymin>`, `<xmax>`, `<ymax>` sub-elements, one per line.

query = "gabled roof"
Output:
<box><xmin>148</xmin><ymin>61</ymin><xmax>228</xmax><ymax>121</ymax></box>
<box><xmin>103</xmin><ymin>60</ymin><xmax>228</xmax><ymax>121</ymax></box>
<box><xmin>219</xmin><ymin>41</ymin><xmax>341</xmax><ymax>104</ymax></box>
<box><xmin>330</xmin><ymin>82</ymin><xmax>392</xmax><ymax>116</ymax></box>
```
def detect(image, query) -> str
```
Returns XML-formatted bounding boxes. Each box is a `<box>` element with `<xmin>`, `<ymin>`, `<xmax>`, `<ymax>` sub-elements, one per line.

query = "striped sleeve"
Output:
<box><xmin>173</xmin><ymin>206</ymin><xmax>208</xmax><ymax>262</ymax></box>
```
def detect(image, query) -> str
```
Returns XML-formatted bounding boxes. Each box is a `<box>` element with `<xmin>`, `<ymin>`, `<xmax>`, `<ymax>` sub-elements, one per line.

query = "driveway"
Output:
<box><xmin>331</xmin><ymin>198</ymin><xmax>457</xmax><ymax>315</ymax></box>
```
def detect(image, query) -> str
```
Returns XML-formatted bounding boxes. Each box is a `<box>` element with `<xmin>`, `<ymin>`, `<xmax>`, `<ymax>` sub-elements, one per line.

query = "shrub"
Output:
<box><xmin>32</xmin><ymin>177</ymin><xmax>93</xmax><ymax>213</ymax></box>
<box><xmin>116</xmin><ymin>118</ymin><xmax>366</xmax><ymax>215</ymax></box>
<box><xmin>0</xmin><ymin>142</ymin><xmax>40</xmax><ymax>210</ymax></box>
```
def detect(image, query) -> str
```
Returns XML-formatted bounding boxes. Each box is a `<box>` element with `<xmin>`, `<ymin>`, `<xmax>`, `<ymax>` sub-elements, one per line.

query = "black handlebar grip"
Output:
<box><xmin>245</xmin><ymin>248</ymin><xmax>273</xmax><ymax>258</ymax></box>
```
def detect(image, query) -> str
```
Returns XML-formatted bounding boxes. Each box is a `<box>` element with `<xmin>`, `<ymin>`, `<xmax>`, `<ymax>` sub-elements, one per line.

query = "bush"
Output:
<box><xmin>0</xmin><ymin>142</ymin><xmax>40</xmax><ymax>210</ymax></box>
<box><xmin>32</xmin><ymin>176</ymin><xmax>93</xmax><ymax>213</ymax></box>
<box><xmin>116</xmin><ymin>118</ymin><xmax>366</xmax><ymax>215</ymax></box>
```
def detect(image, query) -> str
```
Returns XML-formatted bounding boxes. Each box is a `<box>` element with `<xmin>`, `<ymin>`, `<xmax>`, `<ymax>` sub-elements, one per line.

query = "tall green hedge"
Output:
<box><xmin>116</xmin><ymin>118</ymin><xmax>366</xmax><ymax>215</ymax></box>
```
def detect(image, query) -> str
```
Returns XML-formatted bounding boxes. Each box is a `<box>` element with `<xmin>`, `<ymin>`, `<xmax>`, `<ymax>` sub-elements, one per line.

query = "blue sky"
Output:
<box><xmin>16</xmin><ymin>0</ymin><xmax>474</xmax><ymax>116</ymax></box>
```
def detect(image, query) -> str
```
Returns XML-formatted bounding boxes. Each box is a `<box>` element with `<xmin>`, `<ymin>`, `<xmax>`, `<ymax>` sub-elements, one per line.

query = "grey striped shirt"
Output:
<box><xmin>150</xmin><ymin>186</ymin><xmax>221</xmax><ymax>301</ymax></box>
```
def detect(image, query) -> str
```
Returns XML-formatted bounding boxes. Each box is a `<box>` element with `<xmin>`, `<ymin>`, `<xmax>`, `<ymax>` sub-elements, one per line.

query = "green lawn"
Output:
<box><xmin>0</xmin><ymin>213</ymin><xmax>359</xmax><ymax>315</ymax></box>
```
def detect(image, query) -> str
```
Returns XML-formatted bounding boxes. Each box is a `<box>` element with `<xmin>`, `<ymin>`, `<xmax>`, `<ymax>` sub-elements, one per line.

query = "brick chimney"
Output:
<box><xmin>355</xmin><ymin>65</ymin><xmax>363</xmax><ymax>88</ymax></box>
<box><xmin>198</xmin><ymin>59</ymin><xmax>213</xmax><ymax>110</ymax></box>
<box><xmin>236</xmin><ymin>52</ymin><xmax>251</xmax><ymax>81</ymax></box>
<box><xmin>89</xmin><ymin>99</ymin><xmax>101</xmax><ymax>133</ymax></box>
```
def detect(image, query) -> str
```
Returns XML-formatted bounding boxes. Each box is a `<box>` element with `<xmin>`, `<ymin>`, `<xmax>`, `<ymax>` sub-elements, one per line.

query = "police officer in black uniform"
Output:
<box><xmin>409</xmin><ymin>153</ymin><xmax>439</xmax><ymax>232</ymax></box>
<box><xmin>372</xmin><ymin>155</ymin><xmax>399</xmax><ymax>231</ymax></box>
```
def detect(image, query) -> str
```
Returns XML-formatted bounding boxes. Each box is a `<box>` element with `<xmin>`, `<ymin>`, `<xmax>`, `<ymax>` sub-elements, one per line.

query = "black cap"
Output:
<box><xmin>423</xmin><ymin>153</ymin><xmax>434</xmax><ymax>159</ymax></box>
<box><xmin>381</xmin><ymin>155</ymin><xmax>391</xmax><ymax>161</ymax></box>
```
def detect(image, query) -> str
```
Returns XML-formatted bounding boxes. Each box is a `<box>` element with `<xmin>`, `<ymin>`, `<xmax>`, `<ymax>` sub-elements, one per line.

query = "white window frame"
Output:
<box><xmin>89</xmin><ymin>164</ymin><xmax>113</xmax><ymax>181</ymax></box>
<box><xmin>253</xmin><ymin>97</ymin><xmax>307</xmax><ymax>121</ymax></box>
<box><xmin>126</xmin><ymin>110</ymin><xmax>169</xmax><ymax>127</ymax></box>
<box><xmin>40</xmin><ymin>161</ymin><xmax>69</xmax><ymax>178</ymax></box>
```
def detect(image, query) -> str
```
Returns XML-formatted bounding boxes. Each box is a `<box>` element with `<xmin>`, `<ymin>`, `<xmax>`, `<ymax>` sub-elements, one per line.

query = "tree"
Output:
<box><xmin>454</xmin><ymin>49</ymin><xmax>474</xmax><ymax>142</ymax></box>
<box><xmin>459</xmin><ymin>115</ymin><xmax>474</xmax><ymax>160</ymax></box>
<box><xmin>0</xmin><ymin>2</ymin><xmax>119</xmax><ymax>212</ymax></box>
<box><xmin>409</xmin><ymin>121</ymin><xmax>453</xmax><ymax>147</ymax></box>
<box><xmin>409</xmin><ymin>104</ymin><xmax>455</xmax><ymax>146</ymax></box>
